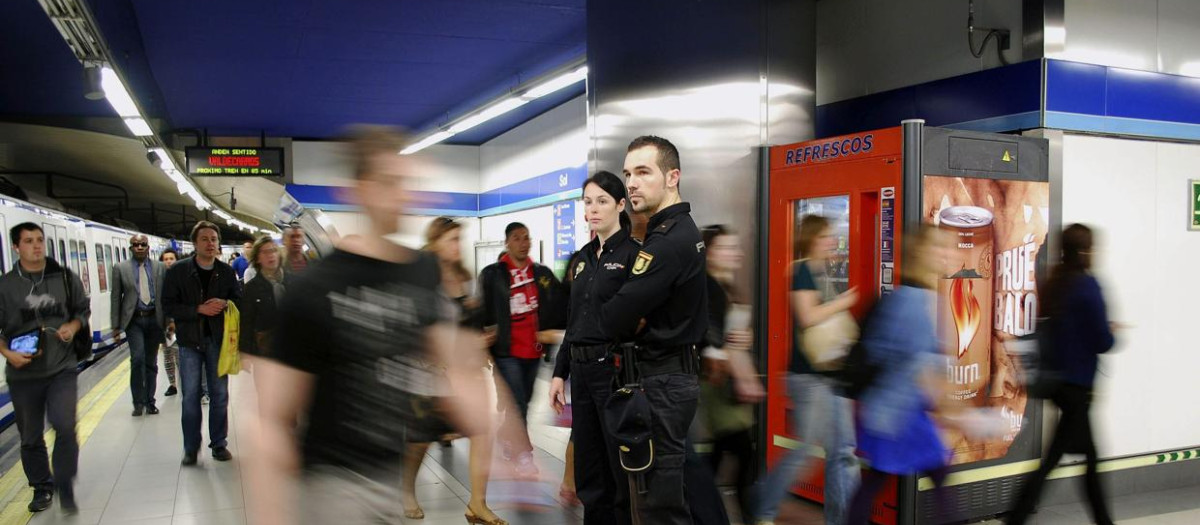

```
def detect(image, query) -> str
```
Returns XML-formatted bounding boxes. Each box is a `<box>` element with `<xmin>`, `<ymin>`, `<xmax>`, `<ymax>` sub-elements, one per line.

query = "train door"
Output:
<box><xmin>765</xmin><ymin>128</ymin><xmax>904</xmax><ymax>523</ymax></box>
<box><xmin>42</xmin><ymin>222</ymin><xmax>57</xmax><ymax>262</ymax></box>
<box><xmin>50</xmin><ymin>225</ymin><xmax>68</xmax><ymax>268</ymax></box>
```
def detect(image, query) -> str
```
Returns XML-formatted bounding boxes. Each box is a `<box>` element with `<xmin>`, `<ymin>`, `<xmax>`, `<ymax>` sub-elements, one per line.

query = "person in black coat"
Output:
<box><xmin>238</xmin><ymin>236</ymin><xmax>288</xmax><ymax>363</ymax></box>
<box><xmin>1007</xmin><ymin>224</ymin><xmax>1117</xmax><ymax>525</ymax></box>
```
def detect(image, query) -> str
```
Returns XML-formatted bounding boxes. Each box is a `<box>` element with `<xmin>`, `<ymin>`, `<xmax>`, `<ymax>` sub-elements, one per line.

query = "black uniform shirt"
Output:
<box><xmin>598</xmin><ymin>202</ymin><xmax>708</xmax><ymax>362</ymax></box>
<box><xmin>564</xmin><ymin>227</ymin><xmax>641</xmax><ymax>347</ymax></box>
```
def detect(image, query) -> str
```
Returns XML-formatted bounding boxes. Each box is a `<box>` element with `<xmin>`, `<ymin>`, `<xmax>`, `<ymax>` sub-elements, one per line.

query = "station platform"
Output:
<box><xmin>0</xmin><ymin>348</ymin><xmax>1194</xmax><ymax>525</ymax></box>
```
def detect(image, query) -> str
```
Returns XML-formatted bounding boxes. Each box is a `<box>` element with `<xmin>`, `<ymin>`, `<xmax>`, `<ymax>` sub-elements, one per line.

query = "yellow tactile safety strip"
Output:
<box><xmin>0</xmin><ymin>360</ymin><xmax>131</xmax><ymax>525</ymax></box>
<box><xmin>773</xmin><ymin>433</ymin><xmax>1200</xmax><ymax>492</ymax></box>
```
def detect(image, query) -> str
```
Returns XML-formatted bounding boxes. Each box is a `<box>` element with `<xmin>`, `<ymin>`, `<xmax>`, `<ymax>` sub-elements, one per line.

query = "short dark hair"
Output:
<box><xmin>505</xmin><ymin>222</ymin><xmax>528</xmax><ymax>239</ymax></box>
<box><xmin>341</xmin><ymin>125</ymin><xmax>411</xmax><ymax>180</ymax></box>
<box><xmin>627</xmin><ymin>136</ymin><xmax>681</xmax><ymax>174</ymax></box>
<box><xmin>159</xmin><ymin>248</ymin><xmax>179</xmax><ymax>261</ymax></box>
<box><xmin>9</xmin><ymin>222</ymin><xmax>42</xmax><ymax>246</ymax></box>
<box><xmin>190</xmin><ymin>221</ymin><xmax>221</xmax><ymax>243</ymax></box>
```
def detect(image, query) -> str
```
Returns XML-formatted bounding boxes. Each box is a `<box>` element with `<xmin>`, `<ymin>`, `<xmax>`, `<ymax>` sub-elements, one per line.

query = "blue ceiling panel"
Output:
<box><xmin>2</xmin><ymin>0</ymin><xmax>585</xmax><ymax>144</ymax></box>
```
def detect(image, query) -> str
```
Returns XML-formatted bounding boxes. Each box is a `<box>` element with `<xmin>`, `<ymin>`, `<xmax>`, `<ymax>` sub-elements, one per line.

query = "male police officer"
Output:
<box><xmin>599</xmin><ymin>136</ymin><xmax>707</xmax><ymax>524</ymax></box>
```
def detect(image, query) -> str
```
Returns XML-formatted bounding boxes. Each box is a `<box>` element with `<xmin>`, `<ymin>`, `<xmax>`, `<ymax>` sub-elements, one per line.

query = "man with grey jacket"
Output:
<box><xmin>111</xmin><ymin>234</ymin><xmax>168</xmax><ymax>416</ymax></box>
<box><xmin>0</xmin><ymin>222</ymin><xmax>89</xmax><ymax>513</ymax></box>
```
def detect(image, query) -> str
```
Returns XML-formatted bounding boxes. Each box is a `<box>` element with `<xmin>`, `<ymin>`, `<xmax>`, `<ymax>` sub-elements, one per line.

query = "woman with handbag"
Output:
<box><xmin>753</xmin><ymin>214</ymin><xmax>859</xmax><ymax>525</ymax></box>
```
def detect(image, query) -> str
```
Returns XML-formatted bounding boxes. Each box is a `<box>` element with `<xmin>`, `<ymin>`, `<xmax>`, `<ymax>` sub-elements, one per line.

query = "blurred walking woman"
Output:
<box><xmin>1007</xmin><ymin>224</ymin><xmax>1116</xmax><ymax>525</ymax></box>
<box><xmin>846</xmin><ymin>227</ymin><xmax>955</xmax><ymax>525</ymax></box>
<box><xmin>546</xmin><ymin>171</ymin><xmax>640</xmax><ymax>525</ymax></box>
<box><xmin>402</xmin><ymin>217</ymin><xmax>506</xmax><ymax>525</ymax></box>
<box><xmin>754</xmin><ymin>214</ymin><xmax>859</xmax><ymax>525</ymax></box>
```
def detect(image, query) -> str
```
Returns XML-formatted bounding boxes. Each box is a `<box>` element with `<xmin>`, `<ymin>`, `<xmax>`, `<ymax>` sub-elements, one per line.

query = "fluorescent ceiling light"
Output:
<box><xmin>400</xmin><ymin>130</ymin><xmax>456</xmax><ymax>155</ymax></box>
<box><xmin>449</xmin><ymin>97</ymin><xmax>528</xmax><ymax>134</ymax></box>
<box><xmin>176</xmin><ymin>182</ymin><xmax>190</xmax><ymax>195</ymax></box>
<box><xmin>213</xmin><ymin>210</ymin><xmax>232</xmax><ymax>220</ymax></box>
<box><xmin>523</xmin><ymin>65</ymin><xmax>588</xmax><ymax>99</ymax></box>
<box><xmin>402</xmin><ymin>63</ymin><xmax>587</xmax><ymax>155</ymax></box>
<box><xmin>123</xmin><ymin>117</ymin><xmax>153</xmax><ymax>136</ymax></box>
<box><xmin>100</xmin><ymin>67</ymin><xmax>139</xmax><ymax>117</ymax></box>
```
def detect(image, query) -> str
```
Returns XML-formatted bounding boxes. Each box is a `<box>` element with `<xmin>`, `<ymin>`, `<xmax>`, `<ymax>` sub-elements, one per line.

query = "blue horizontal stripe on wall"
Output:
<box><xmin>817</xmin><ymin>58</ymin><xmax>1200</xmax><ymax>143</ymax></box>
<box><xmin>286</xmin><ymin>163</ymin><xmax>588</xmax><ymax>217</ymax></box>
<box><xmin>816</xmin><ymin>59</ymin><xmax>1042</xmax><ymax>138</ymax></box>
<box><xmin>1046</xmin><ymin>60</ymin><xmax>1200</xmax><ymax>137</ymax></box>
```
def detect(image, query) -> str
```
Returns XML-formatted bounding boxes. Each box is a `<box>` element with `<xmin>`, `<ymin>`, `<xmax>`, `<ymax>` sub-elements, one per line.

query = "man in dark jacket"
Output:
<box><xmin>162</xmin><ymin>220</ymin><xmax>240</xmax><ymax>466</ymax></box>
<box><xmin>479</xmin><ymin>222</ymin><xmax>563</xmax><ymax>475</ymax></box>
<box><xmin>0</xmin><ymin>222</ymin><xmax>89</xmax><ymax>513</ymax></box>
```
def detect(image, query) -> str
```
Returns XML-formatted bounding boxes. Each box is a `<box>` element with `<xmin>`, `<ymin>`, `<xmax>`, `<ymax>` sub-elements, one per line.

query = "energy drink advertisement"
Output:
<box><xmin>925</xmin><ymin>176</ymin><xmax>1050</xmax><ymax>464</ymax></box>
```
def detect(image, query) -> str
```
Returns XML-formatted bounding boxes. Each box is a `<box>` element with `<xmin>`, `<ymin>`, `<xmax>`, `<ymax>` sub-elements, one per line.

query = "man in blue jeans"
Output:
<box><xmin>479</xmin><ymin>223</ymin><xmax>564</xmax><ymax>477</ymax></box>
<box><xmin>162</xmin><ymin>221</ymin><xmax>240</xmax><ymax>466</ymax></box>
<box><xmin>110</xmin><ymin>234</ymin><xmax>168</xmax><ymax>416</ymax></box>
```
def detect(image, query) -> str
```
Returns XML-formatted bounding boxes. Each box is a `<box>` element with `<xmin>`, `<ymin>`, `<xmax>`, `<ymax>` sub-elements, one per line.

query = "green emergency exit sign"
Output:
<box><xmin>1193</xmin><ymin>180</ymin><xmax>1200</xmax><ymax>231</ymax></box>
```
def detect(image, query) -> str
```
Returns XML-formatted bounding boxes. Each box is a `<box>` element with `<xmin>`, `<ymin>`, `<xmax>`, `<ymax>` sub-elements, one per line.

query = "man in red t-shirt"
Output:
<box><xmin>480</xmin><ymin>222</ymin><xmax>564</xmax><ymax>477</ymax></box>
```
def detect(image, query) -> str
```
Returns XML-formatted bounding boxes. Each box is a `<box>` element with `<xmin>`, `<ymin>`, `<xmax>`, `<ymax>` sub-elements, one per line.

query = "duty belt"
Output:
<box><xmin>615</xmin><ymin>344</ymin><xmax>700</xmax><ymax>383</ymax></box>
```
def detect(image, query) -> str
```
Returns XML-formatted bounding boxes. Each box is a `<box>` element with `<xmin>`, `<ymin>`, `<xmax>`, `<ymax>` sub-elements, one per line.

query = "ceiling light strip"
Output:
<box><xmin>401</xmin><ymin>62</ymin><xmax>587</xmax><ymax>155</ymax></box>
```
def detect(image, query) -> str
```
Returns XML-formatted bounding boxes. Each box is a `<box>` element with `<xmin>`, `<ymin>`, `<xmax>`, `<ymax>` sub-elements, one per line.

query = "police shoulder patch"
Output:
<box><xmin>632</xmin><ymin>251</ymin><xmax>654</xmax><ymax>275</ymax></box>
<box><xmin>574</xmin><ymin>260</ymin><xmax>586</xmax><ymax>278</ymax></box>
<box><xmin>538</xmin><ymin>276</ymin><xmax>551</xmax><ymax>288</ymax></box>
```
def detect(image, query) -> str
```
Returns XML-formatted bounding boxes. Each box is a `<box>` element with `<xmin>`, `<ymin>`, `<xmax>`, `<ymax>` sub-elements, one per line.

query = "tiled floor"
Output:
<box><xmin>8</xmin><ymin>356</ymin><xmax>1200</xmax><ymax>525</ymax></box>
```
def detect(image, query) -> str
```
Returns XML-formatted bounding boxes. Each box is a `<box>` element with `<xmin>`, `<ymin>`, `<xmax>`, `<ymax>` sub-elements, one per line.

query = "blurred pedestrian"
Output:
<box><xmin>698</xmin><ymin>225</ymin><xmax>763</xmax><ymax>523</ymax></box>
<box><xmin>400</xmin><ymin>217</ymin><xmax>506</xmax><ymax>524</ymax></box>
<box><xmin>846</xmin><ymin>227</ymin><xmax>956</xmax><ymax>525</ymax></box>
<box><xmin>753</xmin><ymin>214</ymin><xmax>859</xmax><ymax>525</ymax></box>
<box><xmin>248</xmin><ymin>126</ymin><xmax>495</xmax><ymax>525</ymax></box>
<box><xmin>1006</xmin><ymin>224</ymin><xmax>1116</xmax><ymax>525</ymax></box>
<box><xmin>237</xmin><ymin>236</ymin><xmax>288</xmax><ymax>378</ymax></box>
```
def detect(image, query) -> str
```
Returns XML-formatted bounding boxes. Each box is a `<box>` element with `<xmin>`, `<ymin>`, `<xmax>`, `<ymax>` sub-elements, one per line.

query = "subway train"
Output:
<box><xmin>0</xmin><ymin>193</ymin><xmax>200</xmax><ymax>428</ymax></box>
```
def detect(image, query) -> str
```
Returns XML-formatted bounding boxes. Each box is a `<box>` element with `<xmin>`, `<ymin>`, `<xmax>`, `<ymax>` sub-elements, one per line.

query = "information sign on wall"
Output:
<box><xmin>552</xmin><ymin>201</ymin><xmax>575</xmax><ymax>278</ymax></box>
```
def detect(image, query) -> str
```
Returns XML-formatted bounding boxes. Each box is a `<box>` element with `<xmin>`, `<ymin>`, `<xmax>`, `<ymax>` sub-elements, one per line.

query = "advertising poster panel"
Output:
<box><xmin>923</xmin><ymin>176</ymin><xmax>1050</xmax><ymax>464</ymax></box>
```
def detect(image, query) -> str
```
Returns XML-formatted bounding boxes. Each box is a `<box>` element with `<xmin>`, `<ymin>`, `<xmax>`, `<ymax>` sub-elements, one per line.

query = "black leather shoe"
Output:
<box><xmin>28</xmin><ymin>489</ymin><xmax>52</xmax><ymax>512</ymax></box>
<box><xmin>212</xmin><ymin>447</ymin><xmax>233</xmax><ymax>462</ymax></box>
<box><xmin>131</xmin><ymin>406</ymin><xmax>143</xmax><ymax>417</ymax></box>
<box><xmin>57</xmin><ymin>484</ymin><xmax>77</xmax><ymax>515</ymax></box>
<box><xmin>181</xmin><ymin>451</ymin><xmax>198</xmax><ymax>466</ymax></box>
<box><xmin>164</xmin><ymin>386</ymin><xmax>178</xmax><ymax>396</ymax></box>
<box><xmin>145</xmin><ymin>405</ymin><xmax>160</xmax><ymax>415</ymax></box>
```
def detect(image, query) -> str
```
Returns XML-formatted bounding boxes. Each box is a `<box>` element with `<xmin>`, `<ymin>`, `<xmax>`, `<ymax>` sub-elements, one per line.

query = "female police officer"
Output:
<box><xmin>547</xmin><ymin>171</ymin><xmax>639</xmax><ymax>525</ymax></box>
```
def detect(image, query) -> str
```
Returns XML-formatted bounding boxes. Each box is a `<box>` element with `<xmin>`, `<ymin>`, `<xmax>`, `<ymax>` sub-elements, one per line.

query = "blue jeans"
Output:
<box><xmin>126</xmin><ymin>314</ymin><xmax>163</xmax><ymax>408</ymax></box>
<box><xmin>754</xmin><ymin>373</ymin><xmax>859</xmax><ymax>524</ymax></box>
<box><xmin>179</xmin><ymin>338</ymin><xmax>229</xmax><ymax>453</ymax></box>
<box><xmin>495</xmin><ymin>356</ymin><xmax>540</xmax><ymax>421</ymax></box>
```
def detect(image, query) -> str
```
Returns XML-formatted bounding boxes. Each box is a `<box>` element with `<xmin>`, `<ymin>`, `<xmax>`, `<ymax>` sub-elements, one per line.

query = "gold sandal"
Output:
<box><xmin>404</xmin><ymin>506</ymin><xmax>425</xmax><ymax>519</ymax></box>
<box><xmin>464</xmin><ymin>507</ymin><xmax>507</xmax><ymax>525</ymax></box>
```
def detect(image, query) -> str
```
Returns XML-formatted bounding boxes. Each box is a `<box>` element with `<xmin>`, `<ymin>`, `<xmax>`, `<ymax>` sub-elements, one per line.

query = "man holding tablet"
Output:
<box><xmin>0</xmin><ymin>222</ymin><xmax>90</xmax><ymax>514</ymax></box>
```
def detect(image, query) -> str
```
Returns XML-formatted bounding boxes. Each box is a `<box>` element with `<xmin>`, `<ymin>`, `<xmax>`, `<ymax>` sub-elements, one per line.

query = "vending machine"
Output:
<box><xmin>762</xmin><ymin>121</ymin><xmax>1052</xmax><ymax>524</ymax></box>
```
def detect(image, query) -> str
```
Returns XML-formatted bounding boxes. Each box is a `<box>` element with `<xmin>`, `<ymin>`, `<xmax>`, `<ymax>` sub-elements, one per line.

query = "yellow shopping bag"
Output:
<box><xmin>218</xmin><ymin>300</ymin><xmax>241</xmax><ymax>377</ymax></box>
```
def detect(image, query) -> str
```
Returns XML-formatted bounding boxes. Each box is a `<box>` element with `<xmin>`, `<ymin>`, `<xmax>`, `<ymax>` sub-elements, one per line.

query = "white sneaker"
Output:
<box><xmin>201</xmin><ymin>394</ymin><xmax>209</xmax><ymax>405</ymax></box>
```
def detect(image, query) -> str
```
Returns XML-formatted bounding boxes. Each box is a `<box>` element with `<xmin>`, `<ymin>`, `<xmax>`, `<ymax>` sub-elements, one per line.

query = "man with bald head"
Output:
<box><xmin>112</xmin><ymin>234</ymin><xmax>168</xmax><ymax>416</ymax></box>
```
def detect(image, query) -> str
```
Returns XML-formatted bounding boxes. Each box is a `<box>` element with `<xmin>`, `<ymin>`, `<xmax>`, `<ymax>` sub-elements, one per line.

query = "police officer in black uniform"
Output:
<box><xmin>598</xmin><ymin>136</ymin><xmax>707</xmax><ymax>525</ymax></box>
<box><xmin>549</xmin><ymin>171</ymin><xmax>641</xmax><ymax>525</ymax></box>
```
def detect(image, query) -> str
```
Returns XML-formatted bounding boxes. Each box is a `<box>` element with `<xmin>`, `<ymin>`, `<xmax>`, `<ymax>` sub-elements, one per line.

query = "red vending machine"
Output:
<box><xmin>761</xmin><ymin>121</ymin><xmax>1052</xmax><ymax>524</ymax></box>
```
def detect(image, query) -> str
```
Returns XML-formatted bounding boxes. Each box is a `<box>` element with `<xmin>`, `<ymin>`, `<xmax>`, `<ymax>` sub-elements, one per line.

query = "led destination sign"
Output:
<box><xmin>186</xmin><ymin>147</ymin><xmax>284</xmax><ymax>177</ymax></box>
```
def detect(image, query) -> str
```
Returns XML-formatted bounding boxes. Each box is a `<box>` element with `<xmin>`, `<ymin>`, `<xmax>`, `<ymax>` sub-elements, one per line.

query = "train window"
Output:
<box><xmin>105</xmin><ymin>245</ymin><xmax>114</xmax><ymax>271</ymax></box>
<box><xmin>59</xmin><ymin>240</ymin><xmax>66</xmax><ymax>266</ymax></box>
<box><xmin>79</xmin><ymin>243</ymin><xmax>91</xmax><ymax>294</ymax></box>
<box><xmin>96</xmin><ymin>243</ymin><xmax>108</xmax><ymax>293</ymax></box>
<box><xmin>47</xmin><ymin>235</ymin><xmax>55</xmax><ymax>260</ymax></box>
<box><xmin>69</xmin><ymin>240</ymin><xmax>79</xmax><ymax>274</ymax></box>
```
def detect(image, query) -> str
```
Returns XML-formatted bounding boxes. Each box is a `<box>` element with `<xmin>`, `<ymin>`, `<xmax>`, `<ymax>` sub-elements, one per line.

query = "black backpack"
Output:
<box><xmin>835</xmin><ymin>299</ymin><xmax>883</xmax><ymax>399</ymax></box>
